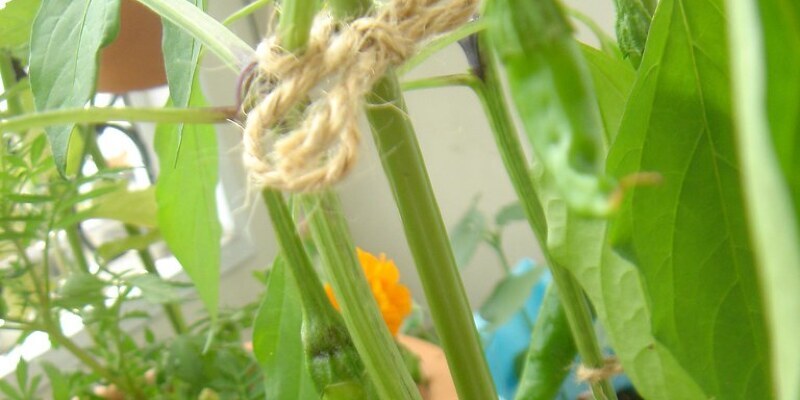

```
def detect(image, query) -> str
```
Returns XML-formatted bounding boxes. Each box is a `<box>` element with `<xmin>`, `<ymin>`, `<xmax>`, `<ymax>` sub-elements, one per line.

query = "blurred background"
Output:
<box><xmin>0</xmin><ymin>0</ymin><xmax>615</xmax><ymax>384</ymax></box>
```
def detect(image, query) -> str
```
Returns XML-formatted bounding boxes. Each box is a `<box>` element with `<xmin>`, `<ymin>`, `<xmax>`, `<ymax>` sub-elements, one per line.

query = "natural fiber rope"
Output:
<box><xmin>242</xmin><ymin>0</ymin><xmax>478</xmax><ymax>191</ymax></box>
<box><xmin>576</xmin><ymin>357</ymin><xmax>623</xmax><ymax>384</ymax></box>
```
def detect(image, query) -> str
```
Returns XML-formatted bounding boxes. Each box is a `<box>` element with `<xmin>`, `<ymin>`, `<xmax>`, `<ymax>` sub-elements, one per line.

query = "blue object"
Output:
<box><xmin>475</xmin><ymin>259</ymin><xmax>635</xmax><ymax>399</ymax></box>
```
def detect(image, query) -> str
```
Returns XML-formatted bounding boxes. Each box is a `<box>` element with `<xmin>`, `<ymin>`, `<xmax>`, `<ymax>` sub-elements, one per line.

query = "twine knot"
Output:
<box><xmin>242</xmin><ymin>0</ymin><xmax>478</xmax><ymax>192</ymax></box>
<box><xmin>576</xmin><ymin>357</ymin><xmax>623</xmax><ymax>384</ymax></box>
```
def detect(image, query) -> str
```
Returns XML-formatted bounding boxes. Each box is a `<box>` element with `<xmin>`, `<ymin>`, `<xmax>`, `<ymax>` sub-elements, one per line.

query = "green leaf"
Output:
<box><xmin>758</xmin><ymin>0</ymin><xmax>800</xmax><ymax>224</ymax></box>
<box><xmin>449</xmin><ymin>197</ymin><xmax>487</xmax><ymax>269</ymax></box>
<box><xmin>0</xmin><ymin>380</ymin><xmax>22</xmax><ymax>400</ymax></box>
<box><xmin>0</xmin><ymin>0</ymin><xmax>42</xmax><ymax>49</ymax></box>
<box><xmin>532</xmin><ymin>160</ymin><xmax>706</xmax><ymax>400</ymax></box>
<box><xmin>167</xmin><ymin>335</ymin><xmax>205</xmax><ymax>386</ymax></box>
<box><xmin>42</xmin><ymin>362</ymin><xmax>71</xmax><ymax>400</ymax></box>
<box><xmin>477</xmin><ymin>265</ymin><xmax>543</xmax><ymax>332</ymax></box>
<box><xmin>56</xmin><ymin>273</ymin><xmax>106</xmax><ymax>309</ymax></box>
<box><xmin>125</xmin><ymin>274</ymin><xmax>182</xmax><ymax>304</ymax></box>
<box><xmin>15</xmin><ymin>358</ymin><xmax>28</xmax><ymax>394</ymax></box>
<box><xmin>514</xmin><ymin>284</ymin><xmax>575</xmax><ymax>400</ymax></box>
<box><xmin>29</xmin><ymin>0</ymin><xmax>120</xmax><ymax>173</ymax></box>
<box><xmin>96</xmin><ymin>229</ymin><xmax>161</xmax><ymax>262</ymax></box>
<box><xmin>160</xmin><ymin>0</ymin><xmax>203</xmax><ymax>110</ymax></box>
<box><xmin>728</xmin><ymin>1</ymin><xmax>800</xmax><ymax>399</ymax></box>
<box><xmin>154</xmin><ymin>78</ymin><xmax>220</xmax><ymax>322</ymax></box>
<box><xmin>494</xmin><ymin>201</ymin><xmax>525</xmax><ymax>227</ymax></box>
<box><xmin>582</xmin><ymin>44</ymin><xmax>635</xmax><ymax>141</ymax></box>
<box><xmin>138</xmin><ymin>0</ymin><xmax>253</xmax><ymax>73</ymax></box>
<box><xmin>606</xmin><ymin>0</ymin><xmax>772</xmax><ymax>398</ymax></box>
<box><xmin>85</xmin><ymin>187</ymin><xmax>158</xmax><ymax>227</ymax></box>
<box><xmin>252</xmin><ymin>257</ymin><xmax>317</xmax><ymax>399</ymax></box>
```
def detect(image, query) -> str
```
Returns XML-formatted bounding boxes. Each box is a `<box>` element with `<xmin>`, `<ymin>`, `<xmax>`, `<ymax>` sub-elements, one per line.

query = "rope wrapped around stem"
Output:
<box><xmin>242</xmin><ymin>0</ymin><xmax>478</xmax><ymax>191</ymax></box>
<box><xmin>576</xmin><ymin>356</ymin><xmax>623</xmax><ymax>385</ymax></box>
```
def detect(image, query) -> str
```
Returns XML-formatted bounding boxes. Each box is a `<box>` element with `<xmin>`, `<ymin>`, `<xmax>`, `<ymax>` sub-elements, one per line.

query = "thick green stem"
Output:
<box><xmin>301</xmin><ymin>191</ymin><xmax>421</xmax><ymax>400</ymax></box>
<box><xmin>476</xmin><ymin>34</ymin><xmax>618</xmax><ymax>399</ymax></box>
<box><xmin>277</xmin><ymin>0</ymin><xmax>318</xmax><ymax>51</ymax></box>
<box><xmin>269</xmin><ymin>2</ymin><xmax>418</xmax><ymax>397</ymax></box>
<box><xmin>0</xmin><ymin>106</ymin><xmax>234</xmax><ymax>133</ymax></box>
<box><xmin>323</xmin><ymin>0</ymin><xmax>496</xmax><ymax>396</ymax></box>
<box><xmin>261</xmin><ymin>190</ymin><xmax>339</xmax><ymax>318</ymax></box>
<box><xmin>365</xmin><ymin>74</ymin><xmax>496</xmax><ymax>400</ymax></box>
<box><xmin>262</xmin><ymin>189</ymin><xmax>370</xmax><ymax>397</ymax></box>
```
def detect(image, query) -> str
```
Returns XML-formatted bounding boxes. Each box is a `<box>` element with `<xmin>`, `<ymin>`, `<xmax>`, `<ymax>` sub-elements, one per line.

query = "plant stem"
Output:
<box><xmin>65</xmin><ymin>226</ymin><xmax>91</xmax><ymax>273</ymax></box>
<box><xmin>277</xmin><ymin>0</ymin><xmax>318</xmax><ymax>51</ymax></box>
<box><xmin>48</xmin><ymin>329</ymin><xmax>136</xmax><ymax>393</ymax></box>
<box><xmin>223</xmin><ymin>0</ymin><xmax>273</xmax><ymax>26</ymax></box>
<box><xmin>475</xmin><ymin>34</ymin><xmax>617</xmax><ymax>399</ymax></box>
<box><xmin>261</xmin><ymin>190</ymin><xmax>339</xmax><ymax>318</ymax></box>
<box><xmin>400</xmin><ymin>73</ymin><xmax>476</xmax><ymax>92</ymax></box>
<box><xmin>268</xmin><ymin>0</ymin><xmax>418</xmax><ymax>396</ymax></box>
<box><xmin>0</xmin><ymin>106</ymin><xmax>235</xmax><ymax>133</ymax></box>
<box><xmin>323</xmin><ymin>0</ymin><xmax>495</xmax><ymax>396</ymax></box>
<box><xmin>365</xmin><ymin>73</ymin><xmax>497</xmax><ymax>399</ymax></box>
<box><xmin>0</xmin><ymin>52</ymin><xmax>23</xmax><ymax>118</ymax></box>
<box><xmin>300</xmin><ymin>191</ymin><xmax>421</xmax><ymax>400</ymax></box>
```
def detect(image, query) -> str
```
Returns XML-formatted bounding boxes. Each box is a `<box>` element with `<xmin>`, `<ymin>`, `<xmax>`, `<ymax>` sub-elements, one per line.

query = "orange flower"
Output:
<box><xmin>325</xmin><ymin>248</ymin><xmax>412</xmax><ymax>336</ymax></box>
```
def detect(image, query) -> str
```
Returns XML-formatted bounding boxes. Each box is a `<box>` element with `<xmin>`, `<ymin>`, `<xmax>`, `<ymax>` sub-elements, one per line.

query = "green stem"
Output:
<box><xmin>270</xmin><ymin>1</ymin><xmax>417</xmax><ymax>397</ymax></box>
<box><xmin>261</xmin><ymin>190</ymin><xmax>339</xmax><ymax>319</ymax></box>
<box><xmin>323</xmin><ymin>1</ymin><xmax>494</xmax><ymax>396</ymax></box>
<box><xmin>0</xmin><ymin>52</ymin><xmax>23</xmax><ymax>118</ymax></box>
<box><xmin>277</xmin><ymin>0</ymin><xmax>318</xmax><ymax>51</ymax></box>
<box><xmin>301</xmin><ymin>191</ymin><xmax>421</xmax><ymax>400</ymax></box>
<box><xmin>48</xmin><ymin>329</ymin><xmax>134</xmax><ymax>393</ymax></box>
<box><xmin>397</xmin><ymin>20</ymin><xmax>487</xmax><ymax>76</ymax></box>
<box><xmin>486</xmin><ymin>234</ymin><xmax>512</xmax><ymax>275</ymax></box>
<box><xmin>65</xmin><ymin>226</ymin><xmax>91</xmax><ymax>273</ymax></box>
<box><xmin>0</xmin><ymin>106</ymin><xmax>235</xmax><ymax>133</ymax></box>
<box><xmin>476</xmin><ymin>34</ymin><xmax>617</xmax><ymax>399</ymax></box>
<box><xmin>223</xmin><ymin>0</ymin><xmax>273</xmax><ymax>26</ymax></box>
<box><xmin>401</xmin><ymin>73</ymin><xmax>476</xmax><ymax>92</ymax></box>
<box><xmin>365</xmin><ymin>74</ymin><xmax>497</xmax><ymax>400</ymax></box>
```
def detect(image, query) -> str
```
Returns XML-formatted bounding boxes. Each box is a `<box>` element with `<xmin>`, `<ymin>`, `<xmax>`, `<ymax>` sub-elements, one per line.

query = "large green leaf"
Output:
<box><xmin>513</xmin><ymin>284</ymin><xmax>575</xmax><ymax>400</ymax></box>
<box><xmin>533</xmin><ymin>161</ymin><xmax>705</xmax><ymax>400</ymax></box>
<box><xmin>0</xmin><ymin>0</ymin><xmax>42</xmax><ymax>50</ymax></box>
<box><xmin>727</xmin><ymin>0</ymin><xmax>800</xmax><ymax>398</ymax></box>
<box><xmin>252</xmin><ymin>257</ymin><xmax>317</xmax><ymax>399</ymax></box>
<box><xmin>758</xmin><ymin>0</ymin><xmax>800</xmax><ymax>226</ymax></box>
<box><xmin>29</xmin><ymin>0</ymin><xmax>120</xmax><ymax>173</ymax></box>
<box><xmin>154</xmin><ymin>78</ymin><xmax>220</xmax><ymax>321</ymax></box>
<box><xmin>606</xmin><ymin>0</ymin><xmax>771</xmax><ymax>398</ymax></box>
<box><xmin>160</xmin><ymin>0</ymin><xmax>203</xmax><ymax>110</ymax></box>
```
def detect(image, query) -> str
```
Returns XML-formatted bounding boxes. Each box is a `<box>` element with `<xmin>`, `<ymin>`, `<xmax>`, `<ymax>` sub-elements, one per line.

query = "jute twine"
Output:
<box><xmin>242</xmin><ymin>0</ymin><xmax>478</xmax><ymax>191</ymax></box>
<box><xmin>576</xmin><ymin>357</ymin><xmax>623</xmax><ymax>384</ymax></box>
